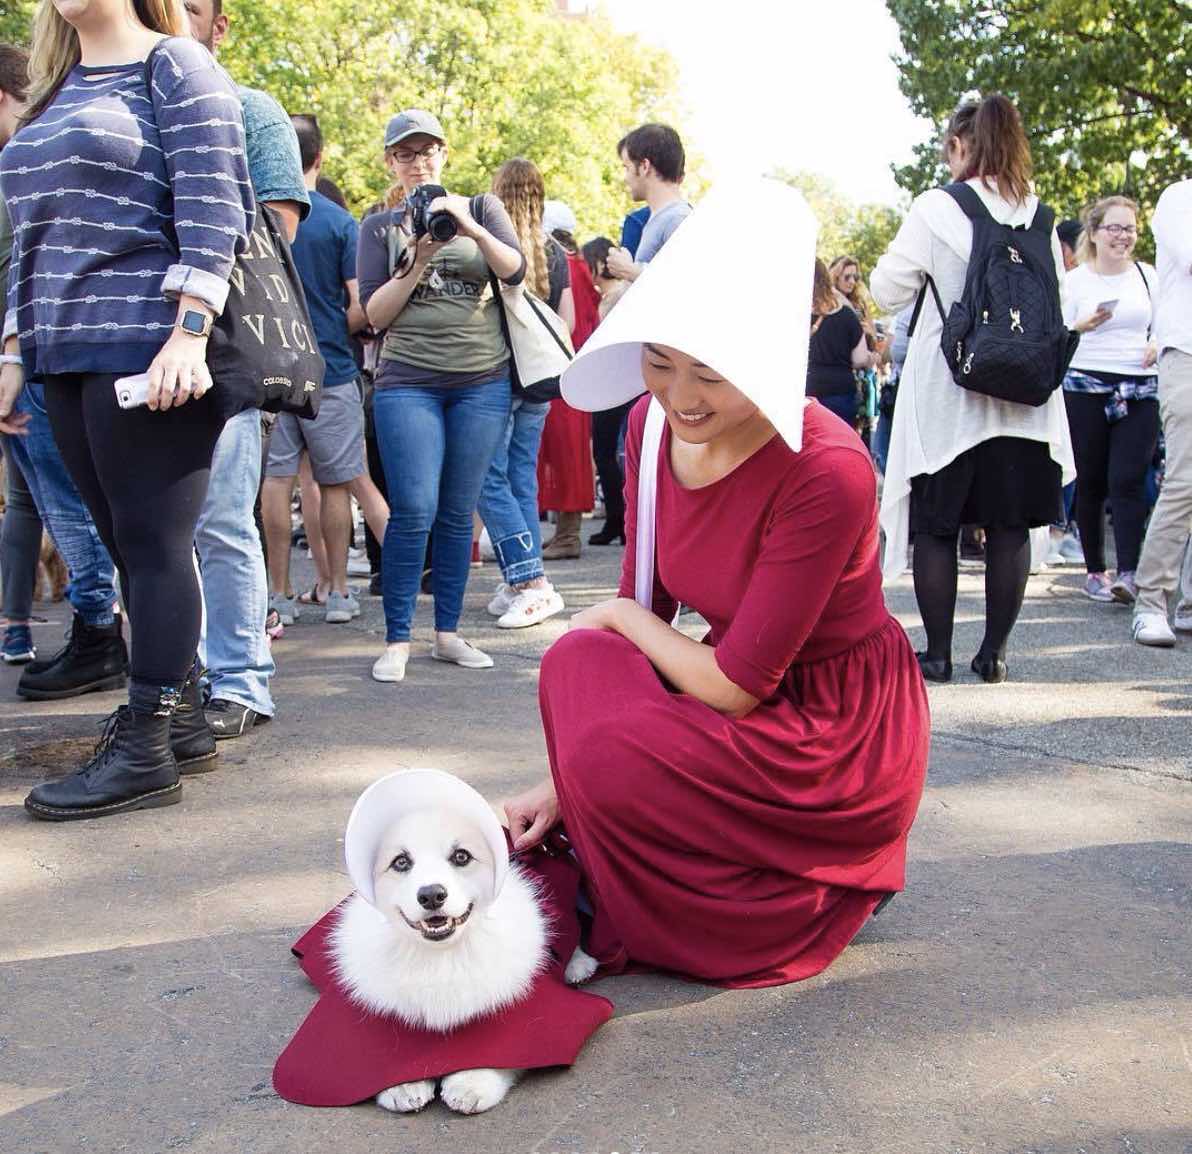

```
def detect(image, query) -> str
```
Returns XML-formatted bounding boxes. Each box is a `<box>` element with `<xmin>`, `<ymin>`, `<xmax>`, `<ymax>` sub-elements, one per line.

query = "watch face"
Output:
<box><xmin>181</xmin><ymin>310</ymin><xmax>208</xmax><ymax>335</ymax></box>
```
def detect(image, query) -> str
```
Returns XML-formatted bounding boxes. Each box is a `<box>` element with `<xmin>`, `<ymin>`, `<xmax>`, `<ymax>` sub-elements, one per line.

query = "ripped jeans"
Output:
<box><xmin>478</xmin><ymin>395</ymin><xmax>550</xmax><ymax>586</ymax></box>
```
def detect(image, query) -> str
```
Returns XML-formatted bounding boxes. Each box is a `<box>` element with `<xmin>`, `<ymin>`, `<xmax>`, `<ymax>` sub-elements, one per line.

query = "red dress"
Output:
<box><xmin>537</xmin><ymin>253</ymin><xmax>601</xmax><ymax>513</ymax></box>
<box><xmin>538</xmin><ymin>399</ymin><xmax>930</xmax><ymax>988</ymax></box>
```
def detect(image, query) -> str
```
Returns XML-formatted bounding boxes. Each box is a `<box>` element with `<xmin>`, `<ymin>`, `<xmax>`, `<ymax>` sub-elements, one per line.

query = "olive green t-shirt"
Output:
<box><xmin>357</xmin><ymin>194</ymin><xmax>525</xmax><ymax>388</ymax></box>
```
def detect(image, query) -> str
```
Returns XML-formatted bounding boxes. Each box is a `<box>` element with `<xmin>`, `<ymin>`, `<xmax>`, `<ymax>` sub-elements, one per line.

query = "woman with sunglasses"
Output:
<box><xmin>1061</xmin><ymin>196</ymin><xmax>1159</xmax><ymax>605</ymax></box>
<box><xmin>357</xmin><ymin>109</ymin><xmax>525</xmax><ymax>683</ymax></box>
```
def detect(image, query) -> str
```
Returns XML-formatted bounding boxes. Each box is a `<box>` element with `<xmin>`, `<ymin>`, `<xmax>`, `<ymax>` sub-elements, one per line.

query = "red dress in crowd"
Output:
<box><xmin>537</xmin><ymin>252</ymin><xmax>602</xmax><ymax>513</ymax></box>
<box><xmin>538</xmin><ymin>399</ymin><xmax>930</xmax><ymax>988</ymax></box>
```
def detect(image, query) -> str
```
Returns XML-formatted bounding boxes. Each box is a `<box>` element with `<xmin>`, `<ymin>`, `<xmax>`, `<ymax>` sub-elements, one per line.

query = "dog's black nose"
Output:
<box><xmin>416</xmin><ymin>884</ymin><xmax>448</xmax><ymax>911</ymax></box>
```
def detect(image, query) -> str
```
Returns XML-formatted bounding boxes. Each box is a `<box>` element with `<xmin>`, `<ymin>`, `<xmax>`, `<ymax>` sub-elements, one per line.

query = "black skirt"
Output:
<box><xmin>910</xmin><ymin>436</ymin><xmax>1062</xmax><ymax>536</ymax></box>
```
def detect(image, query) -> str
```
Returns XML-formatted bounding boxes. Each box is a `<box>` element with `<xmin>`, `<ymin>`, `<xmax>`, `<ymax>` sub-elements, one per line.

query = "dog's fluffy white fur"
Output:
<box><xmin>329</xmin><ymin>808</ymin><xmax>595</xmax><ymax>1114</ymax></box>
<box><xmin>331</xmin><ymin>862</ymin><xmax>549</xmax><ymax>1032</ymax></box>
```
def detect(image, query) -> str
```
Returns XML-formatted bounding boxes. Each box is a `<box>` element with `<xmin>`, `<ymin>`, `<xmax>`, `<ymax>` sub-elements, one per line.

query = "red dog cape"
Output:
<box><xmin>273</xmin><ymin>848</ymin><xmax>613</xmax><ymax>1107</ymax></box>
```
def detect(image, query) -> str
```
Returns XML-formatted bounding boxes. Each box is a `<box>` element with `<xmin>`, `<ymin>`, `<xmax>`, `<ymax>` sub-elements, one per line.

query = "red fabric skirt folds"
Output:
<box><xmin>538</xmin><ymin>616</ymin><xmax>929</xmax><ymax>989</ymax></box>
<box><xmin>537</xmin><ymin>399</ymin><xmax>594</xmax><ymax>513</ymax></box>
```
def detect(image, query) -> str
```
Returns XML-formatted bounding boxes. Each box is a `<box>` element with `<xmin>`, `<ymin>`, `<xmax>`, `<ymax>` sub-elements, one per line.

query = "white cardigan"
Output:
<box><xmin>870</xmin><ymin>179</ymin><xmax>1076</xmax><ymax>582</ymax></box>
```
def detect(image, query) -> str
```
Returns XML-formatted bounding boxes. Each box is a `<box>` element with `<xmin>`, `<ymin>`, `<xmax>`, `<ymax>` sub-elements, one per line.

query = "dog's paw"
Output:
<box><xmin>440</xmin><ymin>1068</ymin><xmax>516</xmax><ymax>1114</ymax></box>
<box><xmin>564</xmin><ymin>946</ymin><xmax>598</xmax><ymax>985</ymax></box>
<box><xmin>376</xmin><ymin>1079</ymin><xmax>437</xmax><ymax>1113</ymax></box>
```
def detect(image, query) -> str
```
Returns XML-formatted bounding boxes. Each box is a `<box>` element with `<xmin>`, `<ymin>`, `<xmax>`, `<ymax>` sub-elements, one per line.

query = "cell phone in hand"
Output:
<box><xmin>1095</xmin><ymin>299</ymin><xmax>1119</xmax><ymax>315</ymax></box>
<box><xmin>113</xmin><ymin>372</ymin><xmax>152</xmax><ymax>409</ymax></box>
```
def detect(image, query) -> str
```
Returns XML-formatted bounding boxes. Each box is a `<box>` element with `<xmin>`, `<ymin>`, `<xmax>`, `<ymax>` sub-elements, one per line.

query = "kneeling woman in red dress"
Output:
<box><xmin>504</xmin><ymin>180</ymin><xmax>930</xmax><ymax>989</ymax></box>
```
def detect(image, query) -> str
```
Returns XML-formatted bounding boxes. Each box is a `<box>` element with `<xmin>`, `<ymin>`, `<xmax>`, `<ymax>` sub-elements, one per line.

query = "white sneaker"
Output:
<box><xmin>1174</xmin><ymin>604</ymin><xmax>1192</xmax><ymax>633</ymax></box>
<box><xmin>347</xmin><ymin>552</ymin><xmax>371</xmax><ymax>577</ymax></box>
<box><xmin>487</xmin><ymin>583</ymin><xmax>516</xmax><ymax>617</ymax></box>
<box><xmin>1045</xmin><ymin>546</ymin><xmax>1066</xmax><ymax>566</ymax></box>
<box><xmin>1058</xmin><ymin>533</ymin><xmax>1085</xmax><ymax>565</ymax></box>
<box><xmin>497</xmin><ymin>585</ymin><xmax>565</xmax><ymax>629</ymax></box>
<box><xmin>431</xmin><ymin>636</ymin><xmax>493</xmax><ymax>669</ymax></box>
<box><xmin>372</xmin><ymin>644</ymin><xmax>410</xmax><ymax>682</ymax></box>
<box><xmin>1132</xmin><ymin>612</ymin><xmax>1176</xmax><ymax>648</ymax></box>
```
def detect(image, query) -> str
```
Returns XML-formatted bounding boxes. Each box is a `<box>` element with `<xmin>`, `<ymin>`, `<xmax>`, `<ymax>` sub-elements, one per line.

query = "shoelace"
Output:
<box><xmin>79</xmin><ymin>706</ymin><xmax>129</xmax><ymax>783</ymax></box>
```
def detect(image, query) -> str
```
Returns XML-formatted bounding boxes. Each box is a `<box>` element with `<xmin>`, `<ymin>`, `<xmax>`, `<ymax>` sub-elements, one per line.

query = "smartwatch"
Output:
<box><xmin>177</xmin><ymin>309</ymin><xmax>214</xmax><ymax>338</ymax></box>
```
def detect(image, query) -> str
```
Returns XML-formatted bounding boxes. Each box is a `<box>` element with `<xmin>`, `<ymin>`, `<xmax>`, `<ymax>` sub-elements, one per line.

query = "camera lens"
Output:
<box><xmin>428</xmin><ymin>214</ymin><xmax>458</xmax><ymax>243</ymax></box>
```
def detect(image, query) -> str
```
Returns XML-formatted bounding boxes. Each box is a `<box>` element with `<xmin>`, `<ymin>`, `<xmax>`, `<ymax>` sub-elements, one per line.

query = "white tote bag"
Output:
<box><xmin>495</xmin><ymin>280</ymin><xmax>574</xmax><ymax>398</ymax></box>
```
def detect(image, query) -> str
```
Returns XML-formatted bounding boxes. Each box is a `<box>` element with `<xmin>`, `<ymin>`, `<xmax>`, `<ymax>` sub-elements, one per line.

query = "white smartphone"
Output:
<box><xmin>1095</xmin><ymin>298</ymin><xmax>1119</xmax><ymax>315</ymax></box>
<box><xmin>113</xmin><ymin>372</ymin><xmax>152</xmax><ymax>409</ymax></box>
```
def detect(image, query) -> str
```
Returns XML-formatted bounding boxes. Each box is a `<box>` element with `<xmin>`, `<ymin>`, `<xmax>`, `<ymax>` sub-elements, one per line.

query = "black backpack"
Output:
<box><xmin>909</xmin><ymin>182</ymin><xmax>1079</xmax><ymax>407</ymax></box>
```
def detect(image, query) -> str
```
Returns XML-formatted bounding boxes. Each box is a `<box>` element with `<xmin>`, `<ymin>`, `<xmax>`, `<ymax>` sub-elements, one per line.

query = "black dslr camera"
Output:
<box><xmin>406</xmin><ymin>184</ymin><xmax>458</xmax><ymax>242</ymax></box>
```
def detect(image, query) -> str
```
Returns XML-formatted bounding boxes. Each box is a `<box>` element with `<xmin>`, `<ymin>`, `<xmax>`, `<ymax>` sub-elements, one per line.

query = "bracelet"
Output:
<box><xmin>0</xmin><ymin>353</ymin><xmax>22</xmax><ymax>367</ymax></box>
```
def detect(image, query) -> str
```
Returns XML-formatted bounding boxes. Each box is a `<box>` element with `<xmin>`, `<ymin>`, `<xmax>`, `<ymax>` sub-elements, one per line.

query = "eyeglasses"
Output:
<box><xmin>391</xmin><ymin>143</ymin><xmax>441</xmax><ymax>165</ymax></box>
<box><xmin>1098</xmin><ymin>224</ymin><xmax>1137</xmax><ymax>237</ymax></box>
<box><xmin>840</xmin><ymin>273</ymin><xmax>859</xmax><ymax>282</ymax></box>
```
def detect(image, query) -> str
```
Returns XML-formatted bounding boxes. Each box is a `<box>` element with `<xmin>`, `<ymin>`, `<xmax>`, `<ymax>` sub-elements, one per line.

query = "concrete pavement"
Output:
<box><xmin>1</xmin><ymin>539</ymin><xmax>1189</xmax><ymax>1154</ymax></box>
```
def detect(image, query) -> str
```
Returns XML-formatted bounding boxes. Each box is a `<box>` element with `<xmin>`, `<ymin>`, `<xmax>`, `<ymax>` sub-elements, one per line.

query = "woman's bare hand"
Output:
<box><xmin>502</xmin><ymin>777</ymin><xmax>560</xmax><ymax>852</ymax></box>
<box><xmin>146</xmin><ymin>331</ymin><xmax>212</xmax><ymax>411</ymax></box>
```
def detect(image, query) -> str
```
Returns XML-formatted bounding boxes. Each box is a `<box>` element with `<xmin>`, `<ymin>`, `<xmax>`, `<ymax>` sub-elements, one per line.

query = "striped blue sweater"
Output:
<box><xmin>0</xmin><ymin>37</ymin><xmax>254</xmax><ymax>377</ymax></box>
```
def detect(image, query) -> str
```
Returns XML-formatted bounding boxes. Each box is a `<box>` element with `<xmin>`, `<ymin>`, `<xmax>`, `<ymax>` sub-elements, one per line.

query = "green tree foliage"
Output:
<box><xmin>220</xmin><ymin>0</ymin><xmax>678</xmax><ymax>232</ymax></box>
<box><xmin>886</xmin><ymin>0</ymin><xmax>1191</xmax><ymax>228</ymax></box>
<box><xmin>0</xmin><ymin>0</ymin><xmax>679</xmax><ymax>235</ymax></box>
<box><xmin>772</xmin><ymin>169</ymin><xmax>903</xmax><ymax>278</ymax></box>
<box><xmin>0</xmin><ymin>1</ymin><xmax>34</xmax><ymax>47</ymax></box>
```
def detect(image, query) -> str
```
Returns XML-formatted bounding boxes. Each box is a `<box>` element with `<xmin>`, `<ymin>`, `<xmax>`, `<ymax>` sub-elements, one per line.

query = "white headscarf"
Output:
<box><xmin>560</xmin><ymin>178</ymin><xmax>817</xmax><ymax>450</ymax></box>
<box><xmin>343</xmin><ymin>769</ymin><xmax>509</xmax><ymax>907</ymax></box>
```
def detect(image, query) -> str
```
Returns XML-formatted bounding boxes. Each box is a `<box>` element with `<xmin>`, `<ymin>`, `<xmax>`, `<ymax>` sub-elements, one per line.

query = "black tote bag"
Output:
<box><xmin>143</xmin><ymin>43</ymin><xmax>324</xmax><ymax>420</ymax></box>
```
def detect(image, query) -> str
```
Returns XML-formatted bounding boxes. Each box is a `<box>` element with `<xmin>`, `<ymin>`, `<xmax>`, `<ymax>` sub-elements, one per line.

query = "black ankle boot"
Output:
<box><xmin>971</xmin><ymin>653</ymin><xmax>1009</xmax><ymax>684</ymax></box>
<box><xmin>24</xmin><ymin>699</ymin><xmax>181</xmax><ymax>822</ymax></box>
<box><xmin>171</xmin><ymin>662</ymin><xmax>218</xmax><ymax>774</ymax></box>
<box><xmin>17</xmin><ymin>613</ymin><xmax>129</xmax><ymax>701</ymax></box>
<box><xmin>589</xmin><ymin>523</ymin><xmax>626</xmax><ymax>546</ymax></box>
<box><xmin>916</xmin><ymin>651</ymin><xmax>953</xmax><ymax>683</ymax></box>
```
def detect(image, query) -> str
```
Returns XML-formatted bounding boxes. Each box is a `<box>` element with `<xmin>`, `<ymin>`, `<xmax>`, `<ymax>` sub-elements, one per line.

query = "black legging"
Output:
<box><xmin>914</xmin><ymin>526</ymin><xmax>1031</xmax><ymax>663</ymax></box>
<box><xmin>44</xmin><ymin>374</ymin><xmax>223</xmax><ymax>686</ymax></box>
<box><xmin>1064</xmin><ymin>391</ymin><xmax>1159</xmax><ymax>574</ymax></box>
<box><xmin>592</xmin><ymin>397</ymin><xmax>638</xmax><ymax>533</ymax></box>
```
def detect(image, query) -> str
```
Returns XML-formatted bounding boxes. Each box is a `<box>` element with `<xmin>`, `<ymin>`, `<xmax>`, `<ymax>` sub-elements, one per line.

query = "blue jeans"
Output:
<box><xmin>477</xmin><ymin>396</ymin><xmax>550</xmax><ymax>585</ymax></box>
<box><xmin>196</xmin><ymin>409</ymin><xmax>275</xmax><ymax>715</ymax></box>
<box><xmin>8</xmin><ymin>381</ymin><xmax>117</xmax><ymax>625</ymax></box>
<box><xmin>373</xmin><ymin>377</ymin><xmax>512</xmax><ymax>643</ymax></box>
<box><xmin>818</xmin><ymin>392</ymin><xmax>859</xmax><ymax>429</ymax></box>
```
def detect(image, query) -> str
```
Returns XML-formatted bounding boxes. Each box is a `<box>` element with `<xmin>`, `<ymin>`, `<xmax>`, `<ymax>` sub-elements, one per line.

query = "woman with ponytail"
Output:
<box><xmin>477</xmin><ymin>158</ymin><xmax>574</xmax><ymax>630</ymax></box>
<box><xmin>871</xmin><ymin>93</ymin><xmax>1074</xmax><ymax>684</ymax></box>
<box><xmin>1</xmin><ymin>0</ymin><xmax>253</xmax><ymax>820</ymax></box>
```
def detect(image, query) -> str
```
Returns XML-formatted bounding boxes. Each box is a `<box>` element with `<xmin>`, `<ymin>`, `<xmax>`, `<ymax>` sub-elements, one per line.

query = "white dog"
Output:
<box><xmin>331</xmin><ymin>771</ymin><xmax>597</xmax><ymax>1115</ymax></box>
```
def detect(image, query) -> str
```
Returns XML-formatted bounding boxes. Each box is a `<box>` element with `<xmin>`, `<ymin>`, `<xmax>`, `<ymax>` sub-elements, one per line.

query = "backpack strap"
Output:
<box><xmin>907</xmin><ymin>275</ymin><xmax>946</xmax><ymax>339</ymax></box>
<box><xmin>943</xmin><ymin>181</ymin><xmax>990</xmax><ymax>222</ymax></box>
<box><xmin>1029</xmin><ymin>201</ymin><xmax>1056</xmax><ymax>238</ymax></box>
<box><xmin>1135</xmin><ymin>259</ymin><xmax>1153</xmax><ymax>339</ymax></box>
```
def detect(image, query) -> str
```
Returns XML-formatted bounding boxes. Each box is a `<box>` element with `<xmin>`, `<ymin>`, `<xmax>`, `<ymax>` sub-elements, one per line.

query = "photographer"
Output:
<box><xmin>357</xmin><ymin>110</ymin><xmax>524</xmax><ymax>684</ymax></box>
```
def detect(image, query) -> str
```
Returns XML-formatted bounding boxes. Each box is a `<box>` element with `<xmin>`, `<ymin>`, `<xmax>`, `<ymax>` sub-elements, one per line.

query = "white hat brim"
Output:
<box><xmin>344</xmin><ymin>769</ymin><xmax>508</xmax><ymax>907</ymax></box>
<box><xmin>560</xmin><ymin>179</ymin><xmax>817</xmax><ymax>451</ymax></box>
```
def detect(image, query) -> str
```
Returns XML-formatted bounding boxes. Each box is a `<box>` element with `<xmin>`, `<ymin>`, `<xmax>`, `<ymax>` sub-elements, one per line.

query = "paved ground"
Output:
<box><xmin>1</xmin><ymin>535</ymin><xmax>1189</xmax><ymax>1154</ymax></box>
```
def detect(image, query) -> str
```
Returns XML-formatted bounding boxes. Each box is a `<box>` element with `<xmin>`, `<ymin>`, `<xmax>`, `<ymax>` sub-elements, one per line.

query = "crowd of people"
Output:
<box><xmin>0</xmin><ymin>0</ymin><xmax>1188</xmax><ymax>834</ymax></box>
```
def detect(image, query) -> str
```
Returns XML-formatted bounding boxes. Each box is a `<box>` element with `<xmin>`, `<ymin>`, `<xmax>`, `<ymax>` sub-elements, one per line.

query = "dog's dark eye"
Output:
<box><xmin>449</xmin><ymin>848</ymin><xmax>473</xmax><ymax>867</ymax></box>
<box><xmin>390</xmin><ymin>852</ymin><xmax>412</xmax><ymax>872</ymax></box>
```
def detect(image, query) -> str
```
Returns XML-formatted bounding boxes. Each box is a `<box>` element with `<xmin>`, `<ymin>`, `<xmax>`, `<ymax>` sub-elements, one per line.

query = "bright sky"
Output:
<box><xmin>592</xmin><ymin>0</ymin><xmax>934</xmax><ymax>207</ymax></box>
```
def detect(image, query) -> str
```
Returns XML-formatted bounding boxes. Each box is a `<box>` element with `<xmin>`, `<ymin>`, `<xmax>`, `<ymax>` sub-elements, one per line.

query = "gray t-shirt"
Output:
<box><xmin>635</xmin><ymin>199</ymin><xmax>692</xmax><ymax>264</ymax></box>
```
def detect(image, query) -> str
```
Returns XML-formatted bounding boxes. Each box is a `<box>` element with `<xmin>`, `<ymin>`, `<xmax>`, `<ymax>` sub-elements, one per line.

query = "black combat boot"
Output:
<box><xmin>24</xmin><ymin>684</ymin><xmax>182</xmax><ymax>821</ymax></box>
<box><xmin>171</xmin><ymin>660</ymin><xmax>218</xmax><ymax>774</ymax></box>
<box><xmin>17</xmin><ymin>613</ymin><xmax>129</xmax><ymax>700</ymax></box>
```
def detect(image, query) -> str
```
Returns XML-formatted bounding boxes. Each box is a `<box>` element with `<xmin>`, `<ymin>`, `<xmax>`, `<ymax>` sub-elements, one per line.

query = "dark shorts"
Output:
<box><xmin>910</xmin><ymin>436</ymin><xmax>1063</xmax><ymax>537</ymax></box>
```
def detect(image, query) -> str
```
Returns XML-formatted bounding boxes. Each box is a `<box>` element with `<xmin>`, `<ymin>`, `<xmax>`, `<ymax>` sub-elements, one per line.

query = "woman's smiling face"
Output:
<box><xmin>640</xmin><ymin>343</ymin><xmax>761</xmax><ymax>445</ymax></box>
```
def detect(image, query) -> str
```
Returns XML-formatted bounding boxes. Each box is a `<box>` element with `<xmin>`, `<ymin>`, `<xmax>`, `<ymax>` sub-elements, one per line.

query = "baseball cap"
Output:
<box><xmin>383</xmin><ymin>109</ymin><xmax>446</xmax><ymax>150</ymax></box>
<box><xmin>543</xmin><ymin>200</ymin><xmax>577</xmax><ymax>236</ymax></box>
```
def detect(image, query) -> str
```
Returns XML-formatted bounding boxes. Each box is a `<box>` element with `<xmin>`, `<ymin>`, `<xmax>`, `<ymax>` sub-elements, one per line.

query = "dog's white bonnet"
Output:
<box><xmin>560</xmin><ymin>177</ymin><xmax>818</xmax><ymax>451</ymax></box>
<box><xmin>344</xmin><ymin>769</ymin><xmax>509</xmax><ymax>907</ymax></box>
